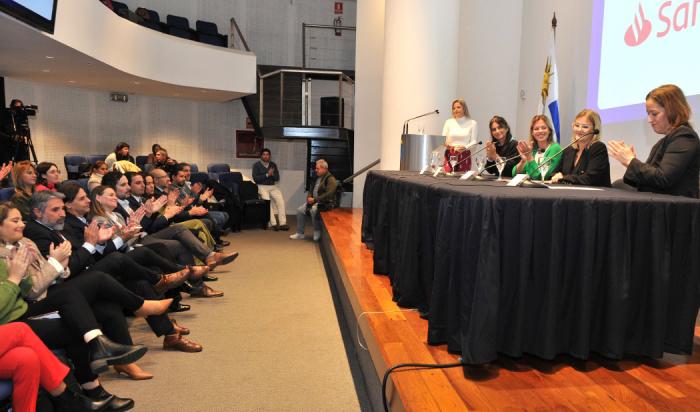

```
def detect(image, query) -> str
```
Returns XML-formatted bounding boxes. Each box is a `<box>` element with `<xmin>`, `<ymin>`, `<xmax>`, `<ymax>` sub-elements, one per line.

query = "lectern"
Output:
<box><xmin>400</xmin><ymin>134</ymin><xmax>445</xmax><ymax>171</ymax></box>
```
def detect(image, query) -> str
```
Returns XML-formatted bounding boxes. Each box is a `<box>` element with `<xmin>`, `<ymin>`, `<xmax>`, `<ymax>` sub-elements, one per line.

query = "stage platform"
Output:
<box><xmin>320</xmin><ymin>208</ymin><xmax>700</xmax><ymax>411</ymax></box>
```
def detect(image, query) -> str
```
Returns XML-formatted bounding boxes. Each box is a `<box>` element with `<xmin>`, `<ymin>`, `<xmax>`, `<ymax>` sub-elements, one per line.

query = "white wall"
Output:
<box><xmin>119</xmin><ymin>0</ymin><xmax>357</xmax><ymax>69</ymax></box>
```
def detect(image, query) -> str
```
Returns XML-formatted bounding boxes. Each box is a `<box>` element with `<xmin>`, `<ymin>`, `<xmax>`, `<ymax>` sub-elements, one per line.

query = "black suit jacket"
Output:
<box><xmin>552</xmin><ymin>141</ymin><xmax>611</xmax><ymax>187</ymax></box>
<box><xmin>624</xmin><ymin>125</ymin><xmax>700</xmax><ymax>198</ymax></box>
<box><xmin>62</xmin><ymin>214</ymin><xmax>121</xmax><ymax>258</ymax></box>
<box><xmin>23</xmin><ymin>219</ymin><xmax>94</xmax><ymax>276</ymax></box>
<box><xmin>126</xmin><ymin>196</ymin><xmax>170</xmax><ymax>234</ymax></box>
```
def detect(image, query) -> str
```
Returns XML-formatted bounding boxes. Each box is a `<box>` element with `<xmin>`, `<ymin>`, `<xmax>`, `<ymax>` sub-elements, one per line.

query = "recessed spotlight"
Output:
<box><xmin>133</xmin><ymin>81</ymin><xmax>140</xmax><ymax>85</ymax></box>
<box><xmin>174</xmin><ymin>93</ymin><xmax>180</xmax><ymax>96</ymax></box>
<box><xmin>41</xmin><ymin>69</ymin><xmax>50</xmax><ymax>73</ymax></box>
<box><xmin>68</xmin><ymin>80</ymin><xmax>76</xmax><ymax>83</ymax></box>
<box><xmin>45</xmin><ymin>56</ymin><xmax>54</xmax><ymax>59</ymax></box>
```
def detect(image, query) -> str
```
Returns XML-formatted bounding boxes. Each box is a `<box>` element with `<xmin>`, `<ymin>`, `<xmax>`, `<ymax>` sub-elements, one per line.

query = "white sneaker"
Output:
<box><xmin>290</xmin><ymin>233</ymin><xmax>305</xmax><ymax>240</ymax></box>
<box><xmin>313</xmin><ymin>231</ymin><xmax>321</xmax><ymax>242</ymax></box>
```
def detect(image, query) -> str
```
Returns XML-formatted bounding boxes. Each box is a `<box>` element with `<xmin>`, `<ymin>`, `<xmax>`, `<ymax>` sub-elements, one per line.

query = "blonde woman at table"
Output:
<box><xmin>550</xmin><ymin>109</ymin><xmax>611</xmax><ymax>187</ymax></box>
<box><xmin>442</xmin><ymin>98</ymin><xmax>478</xmax><ymax>173</ymax></box>
<box><xmin>608</xmin><ymin>84</ymin><xmax>700</xmax><ymax>198</ymax></box>
<box><xmin>512</xmin><ymin>115</ymin><xmax>561</xmax><ymax>180</ymax></box>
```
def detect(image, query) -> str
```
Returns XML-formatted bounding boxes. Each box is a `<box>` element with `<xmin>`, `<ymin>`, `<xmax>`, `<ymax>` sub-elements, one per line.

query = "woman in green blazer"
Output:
<box><xmin>512</xmin><ymin>115</ymin><xmax>562</xmax><ymax>180</ymax></box>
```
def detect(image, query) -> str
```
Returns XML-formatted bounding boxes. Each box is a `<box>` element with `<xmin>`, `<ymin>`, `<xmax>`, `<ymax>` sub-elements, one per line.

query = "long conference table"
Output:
<box><xmin>361</xmin><ymin>170</ymin><xmax>700</xmax><ymax>364</ymax></box>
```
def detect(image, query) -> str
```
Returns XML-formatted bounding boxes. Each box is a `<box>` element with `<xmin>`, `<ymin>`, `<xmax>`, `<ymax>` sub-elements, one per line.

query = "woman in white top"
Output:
<box><xmin>442</xmin><ymin>98</ymin><xmax>478</xmax><ymax>172</ymax></box>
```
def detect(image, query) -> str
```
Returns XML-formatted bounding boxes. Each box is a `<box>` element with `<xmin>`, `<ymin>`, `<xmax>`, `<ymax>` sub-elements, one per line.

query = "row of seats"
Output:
<box><xmin>64</xmin><ymin>155</ymin><xmax>239</xmax><ymax>180</ymax></box>
<box><xmin>111</xmin><ymin>2</ymin><xmax>228</xmax><ymax>47</ymax></box>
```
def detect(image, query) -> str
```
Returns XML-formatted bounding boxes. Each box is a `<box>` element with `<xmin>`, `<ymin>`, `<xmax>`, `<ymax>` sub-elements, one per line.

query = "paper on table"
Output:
<box><xmin>547</xmin><ymin>186</ymin><xmax>604</xmax><ymax>191</ymax></box>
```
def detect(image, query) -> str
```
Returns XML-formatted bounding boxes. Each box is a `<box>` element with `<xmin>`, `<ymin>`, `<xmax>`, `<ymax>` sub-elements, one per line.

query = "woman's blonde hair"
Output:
<box><xmin>528</xmin><ymin>115</ymin><xmax>554</xmax><ymax>147</ymax></box>
<box><xmin>451</xmin><ymin>99</ymin><xmax>470</xmax><ymax>118</ymax></box>
<box><xmin>572</xmin><ymin>109</ymin><xmax>602</xmax><ymax>148</ymax></box>
<box><xmin>11</xmin><ymin>161</ymin><xmax>36</xmax><ymax>196</ymax></box>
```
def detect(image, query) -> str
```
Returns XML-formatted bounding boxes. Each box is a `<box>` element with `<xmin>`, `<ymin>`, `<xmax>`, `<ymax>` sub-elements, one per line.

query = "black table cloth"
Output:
<box><xmin>361</xmin><ymin>170</ymin><xmax>700</xmax><ymax>364</ymax></box>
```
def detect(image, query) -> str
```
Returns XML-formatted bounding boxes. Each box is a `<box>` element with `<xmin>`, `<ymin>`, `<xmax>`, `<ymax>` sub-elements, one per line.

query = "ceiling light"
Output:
<box><xmin>133</xmin><ymin>81</ymin><xmax>140</xmax><ymax>85</ymax></box>
<box><xmin>68</xmin><ymin>80</ymin><xmax>76</xmax><ymax>83</ymax></box>
<box><xmin>41</xmin><ymin>69</ymin><xmax>50</xmax><ymax>73</ymax></box>
<box><xmin>45</xmin><ymin>55</ymin><xmax>54</xmax><ymax>59</ymax></box>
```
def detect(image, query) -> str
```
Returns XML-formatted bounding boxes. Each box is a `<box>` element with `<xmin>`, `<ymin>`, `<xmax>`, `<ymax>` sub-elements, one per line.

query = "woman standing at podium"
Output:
<box><xmin>442</xmin><ymin>98</ymin><xmax>478</xmax><ymax>172</ymax></box>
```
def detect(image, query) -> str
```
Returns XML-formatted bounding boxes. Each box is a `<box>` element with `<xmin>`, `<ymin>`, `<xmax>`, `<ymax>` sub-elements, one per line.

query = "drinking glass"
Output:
<box><xmin>495</xmin><ymin>158</ymin><xmax>505</xmax><ymax>181</ymax></box>
<box><xmin>475</xmin><ymin>157</ymin><xmax>485</xmax><ymax>175</ymax></box>
<box><xmin>538</xmin><ymin>161</ymin><xmax>548</xmax><ymax>184</ymax></box>
<box><xmin>449</xmin><ymin>155</ymin><xmax>458</xmax><ymax>174</ymax></box>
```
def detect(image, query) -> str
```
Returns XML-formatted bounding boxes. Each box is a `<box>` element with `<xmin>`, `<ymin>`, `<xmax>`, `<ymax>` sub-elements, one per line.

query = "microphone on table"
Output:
<box><xmin>530</xmin><ymin>129</ymin><xmax>600</xmax><ymax>174</ymax></box>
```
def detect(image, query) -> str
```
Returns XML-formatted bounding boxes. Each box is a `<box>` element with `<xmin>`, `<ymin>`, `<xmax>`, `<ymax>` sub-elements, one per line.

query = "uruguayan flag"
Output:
<box><xmin>538</xmin><ymin>30</ymin><xmax>560</xmax><ymax>142</ymax></box>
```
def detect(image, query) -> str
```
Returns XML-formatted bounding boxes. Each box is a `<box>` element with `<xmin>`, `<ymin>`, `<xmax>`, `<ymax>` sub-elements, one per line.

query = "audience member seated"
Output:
<box><xmin>253</xmin><ymin>148</ymin><xmax>288</xmax><ymax>231</ymax></box>
<box><xmin>0</xmin><ymin>322</ymin><xmax>110</xmax><ymax>411</ymax></box>
<box><xmin>513</xmin><ymin>115</ymin><xmax>562</xmax><ymax>180</ymax></box>
<box><xmin>35</xmin><ymin>162</ymin><xmax>62</xmax><ymax>192</ymax></box>
<box><xmin>10</xmin><ymin>161</ymin><xmax>37</xmax><ymax>220</ymax></box>
<box><xmin>0</xmin><ymin>202</ymin><xmax>175</xmax><ymax>410</ymax></box>
<box><xmin>88</xmin><ymin>161</ymin><xmax>108</xmax><ymax>192</ymax></box>
<box><xmin>609</xmin><ymin>84</ymin><xmax>700</xmax><ymax>198</ymax></box>
<box><xmin>105</xmin><ymin>142</ymin><xmax>136</xmax><ymax>172</ymax></box>
<box><xmin>484</xmin><ymin>116</ymin><xmax>519</xmax><ymax>178</ymax></box>
<box><xmin>172</xmin><ymin>164</ymin><xmax>231</xmax><ymax>240</ymax></box>
<box><xmin>146</xmin><ymin>145</ymin><xmax>178</xmax><ymax>176</ymax></box>
<box><xmin>550</xmin><ymin>109</ymin><xmax>611</xmax><ymax>187</ymax></box>
<box><xmin>290</xmin><ymin>159</ymin><xmax>337</xmax><ymax>242</ymax></box>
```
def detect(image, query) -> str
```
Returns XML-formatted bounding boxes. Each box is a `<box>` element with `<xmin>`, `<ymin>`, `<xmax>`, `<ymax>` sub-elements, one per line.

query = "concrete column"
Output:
<box><xmin>379</xmin><ymin>0</ymin><xmax>460</xmax><ymax>170</ymax></box>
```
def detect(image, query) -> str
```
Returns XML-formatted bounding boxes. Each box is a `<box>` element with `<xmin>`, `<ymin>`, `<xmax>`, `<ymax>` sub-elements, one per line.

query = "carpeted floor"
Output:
<box><xmin>101</xmin><ymin>221</ymin><xmax>361</xmax><ymax>411</ymax></box>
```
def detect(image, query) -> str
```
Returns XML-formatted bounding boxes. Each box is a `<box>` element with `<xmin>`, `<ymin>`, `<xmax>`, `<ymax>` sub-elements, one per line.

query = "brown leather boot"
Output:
<box><xmin>171</xmin><ymin>319</ymin><xmax>190</xmax><ymax>335</ymax></box>
<box><xmin>163</xmin><ymin>334</ymin><xmax>203</xmax><ymax>352</ymax></box>
<box><xmin>187</xmin><ymin>265</ymin><xmax>209</xmax><ymax>282</ymax></box>
<box><xmin>153</xmin><ymin>268</ymin><xmax>190</xmax><ymax>294</ymax></box>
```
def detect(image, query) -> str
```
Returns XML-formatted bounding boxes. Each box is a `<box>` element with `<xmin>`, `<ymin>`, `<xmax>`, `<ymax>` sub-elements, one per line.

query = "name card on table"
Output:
<box><xmin>459</xmin><ymin>171</ymin><xmax>476</xmax><ymax>180</ymax></box>
<box><xmin>508</xmin><ymin>174</ymin><xmax>529</xmax><ymax>187</ymax></box>
<box><xmin>432</xmin><ymin>166</ymin><xmax>443</xmax><ymax>177</ymax></box>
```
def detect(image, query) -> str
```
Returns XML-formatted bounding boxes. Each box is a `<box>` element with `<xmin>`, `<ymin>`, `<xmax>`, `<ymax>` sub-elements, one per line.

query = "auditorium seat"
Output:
<box><xmin>220</xmin><ymin>172</ymin><xmax>269</xmax><ymax>229</ymax></box>
<box><xmin>196</xmin><ymin>20</ymin><xmax>227</xmax><ymax>47</ymax></box>
<box><xmin>135</xmin><ymin>155</ymin><xmax>148</xmax><ymax>170</ymax></box>
<box><xmin>86</xmin><ymin>154</ymin><xmax>107</xmax><ymax>165</ymax></box>
<box><xmin>207</xmin><ymin>163</ymin><xmax>230</xmax><ymax>180</ymax></box>
<box><xmin>0</xmin><ymin>187</ymin><xmax>14</xmax><ymax>201</ymax></box>
<box><xmin>0</xmin><ymin>380</ymin><xmax>12</xmax><ymax>407</ymax></box>
<box><xmin>218</xmin><ymin>171</ymin><xmax>241</xmax><ymax>193</ymax></box>
<box><xmin>111</xmin><ymin>1</ymin><xmax>129</xmax><ymax>16</ymax></box>
<box><xmin>64</xmin><ymin>154</ymin><xmax>88</xmax><ymax>180</ymax></box>
<box><xmin>189</xmin><ymin>163</ymin><xmax>199</xmax><ymax>173</ymax></box>
<box><xmin>167</xmin><ymin>14</ymin><xmax>194</xmax><ymax>40</ymax></box>
<box><xmin>140</xmin><ymin>9</ymin><xmax>165</xmax><ymax>32</ymax></box>
<box><xmin>190</xmin><ymin>172</ymin><xmax>210</xmax><ymax>186</ymax></box>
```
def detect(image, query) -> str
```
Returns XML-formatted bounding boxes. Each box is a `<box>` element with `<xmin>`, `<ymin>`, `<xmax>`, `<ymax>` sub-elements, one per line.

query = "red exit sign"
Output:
<box><xmin>334</xmin><ymin>2</ymin><xmax>343</xmax><ymax>14</ymax></box>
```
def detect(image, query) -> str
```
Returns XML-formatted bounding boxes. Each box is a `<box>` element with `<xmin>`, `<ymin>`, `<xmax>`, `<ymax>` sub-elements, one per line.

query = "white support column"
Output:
<box><xmin>379</xmin><ymin>0</ymin><xmax>460</xmax><ymax>170</ymax></box>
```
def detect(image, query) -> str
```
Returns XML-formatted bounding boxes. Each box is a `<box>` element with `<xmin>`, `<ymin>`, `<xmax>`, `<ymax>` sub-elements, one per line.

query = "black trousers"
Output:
<box><xmin>21</xmin><ymin>318</ymin><xmax>97</xmax><ymax>384</ymax></box>
<box><xmin>128</xmin><ymin>245</ymin><xmax>183</xmax><ymax>274</ymax></box>
<box><xmin>124</xmin><ymin>279</ymin><xmax>175</xmax><ymax>337</ymax></box>
<box><xmin>91</xmin><ymin>251</ymin><xmax>160</xmax><ymax>284</ymax></box>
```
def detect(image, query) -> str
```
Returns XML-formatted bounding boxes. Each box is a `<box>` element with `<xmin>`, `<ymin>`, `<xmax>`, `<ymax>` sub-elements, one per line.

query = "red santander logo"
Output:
<box><xmin>624</xmin><ymin>4</ymin><xmax>652</xmax><ymax>46</ymax></box>
<box><xmin>624</xmin><ymin>1</ymin><xmax>699</xmax><ymax>47</ymax></box>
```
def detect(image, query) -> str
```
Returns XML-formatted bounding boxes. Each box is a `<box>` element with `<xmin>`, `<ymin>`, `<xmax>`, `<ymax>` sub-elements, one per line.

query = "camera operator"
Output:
<box><xmin>1</xmin><ymin>99</ymin><xmax>34</xmax><ymax>162</ymax></box>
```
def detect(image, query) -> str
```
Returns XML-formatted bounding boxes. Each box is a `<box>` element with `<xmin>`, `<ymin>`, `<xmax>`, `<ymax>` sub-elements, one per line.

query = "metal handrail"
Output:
<box><xmin>302</xmin><ymin>23</ymin><xmax>356</xmax><ymax>69</ymax></box>
<box><xmin>260</xmin><ymin>69</ymin><xmax>354</xmax><ymax>83</ymax></box>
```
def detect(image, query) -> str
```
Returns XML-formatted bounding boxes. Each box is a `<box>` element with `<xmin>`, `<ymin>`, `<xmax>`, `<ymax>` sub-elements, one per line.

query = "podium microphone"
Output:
<box><xmin>403</xmin><ymin>109</ymin><xmax>440</xmax><ymax>134</ymax></box>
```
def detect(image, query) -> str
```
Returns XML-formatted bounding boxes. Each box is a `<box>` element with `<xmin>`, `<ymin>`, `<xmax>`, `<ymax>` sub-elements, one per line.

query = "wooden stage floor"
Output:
<box><xmin>321</xmin><ymin>208</ymin><xmax>700</xmax><ymax>411</ymax></box>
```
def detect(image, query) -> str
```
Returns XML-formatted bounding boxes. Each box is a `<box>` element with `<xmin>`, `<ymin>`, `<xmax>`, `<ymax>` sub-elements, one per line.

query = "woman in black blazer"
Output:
<box><xmin>609</xmin><ymin>84</ymin><xmax>700</xmax><ymax>198</ymax></box>
<box><xmin>550</xmin><ymin>109</ymin><xmax>611</xmax><ymax>187</ymax></box>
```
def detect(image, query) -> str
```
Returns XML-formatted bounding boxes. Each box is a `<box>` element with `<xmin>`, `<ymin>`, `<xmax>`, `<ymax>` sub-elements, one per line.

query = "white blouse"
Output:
<box><xmin>442</xmin><ymin>117</ymin><xmax>478</xmax><ymax>148</ymax></box>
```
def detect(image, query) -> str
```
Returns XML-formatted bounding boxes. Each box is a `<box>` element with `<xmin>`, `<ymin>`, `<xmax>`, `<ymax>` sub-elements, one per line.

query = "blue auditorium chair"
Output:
<box><xmin>167</xmin><ymin>15</ymin><xmax>193</xmax><ymax>40</ymax></box>
<box><xmin>111</xmin><ymin>1</ymin><xmax>129</xmax><ymax>16</ymax></box>
<box><xmin>218</xmin><ymin>171</ymin><xmax>242</xmax><ymax>193</ymax></box>
<box><xmin>207</xmin><ymin>163</ymin><xmax>230</xmax><ymax>180</ymax></box>
<box><xmin>64</xmin><ymin>154</ymin><xmax>87</xmax><ymax>180</ymax></box>
<box><xmin>77</xmin><ymin>178</ymin><xmax>90</xmax><ymax>194</ymax></box>
<box><xmin>189</xmin><ymin>163</ymin><xmax>199</xmax><ymax>173</ymax></box>
<box><xmin>220</xmin><ymin>172</ymin><xmax>269</xmax><ymax>230</ymax></box>
<box><xmin>190</xmin><ymin>172</ymin><xmax>210</xmax><ymax>186</ymax></box>
<box><xmin>135</xmin><ymin>155</ymin><xmax>148</xmax><ymax>170</ymax></box>
<box><xmin>196</xmin><ymin>20</ymin><xmax>227</xmax><ymax>47</ymax></box>
<box><xmin>0</xmin><ymin>380</ymin><xmax>12</xmax><ymax>408</ymax></box>
<box><xmin>86</xmin><ymin>154</ymin><xmax>107</xmax><ymax>165</ymax></box>
<box><xmin>139</xmin><ymin>9</ymin><xmax>164</xmax><ymax>32</ymax></box>
<box><xmin>0</xmin><ymin>187</ymin><xmax>14</xmax><ymax>201</ymax></box>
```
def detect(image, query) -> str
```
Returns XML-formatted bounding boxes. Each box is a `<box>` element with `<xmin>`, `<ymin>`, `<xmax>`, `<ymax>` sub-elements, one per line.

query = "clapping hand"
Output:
<box><xmin>485</xmin><ymin>142</ymin><xmax>497</xmax><ymax>161</ymax></box>
<box><xmin>163</xmin><ymin>204</ymin><xmax>183</xmax><ymax>220</ymax></box>
<box><xmin>200</xmin><ymin>188</ymin><xmax>214</xmax><ymax>202</ymax></box>
<box><xmin>182</xmin><ymin>195</ymin><xmax>196</xmax><ymax>208</ymax></box>
<box><xmin>0</xmin><ymin>161</ymin><xmax>13</xmax><ymax>182</ymax></box>
<box><xmin>517</xmin><ymin>141</ymin><xmax>533</xmax><ymax>162</ymax></box>
<box><xmin>129</xmin><ymin>205</ymin><xmax>147</xmax><ymax>225</ymax></box>
<box><xmin>49</xmin><ymin>241</ymin><xmax>72</xmax><ymax>268</ymax></box>
<box><xmin>191</xmin><ymin>182</ymin><xmax>203</xmax><ymax>195</ymax></box>
<box><xmin>166</xmin><ymin>189</ymin><xmax>179</xmax><ymax>206</ymax></box>
<box><xmin>267</xmin><ymin>167</ymin><xmax>275</xmax><ymax>177</ymax></box>
<box><xmin>7</xmin><ymin>243</ymin><xmax>31</xmax><ymax>284</ymax></box>
<box><xmin>188</xmin><ymin>205</ymin><xmax>208</xmax><ymax>216</ymax></box>
<box><xmin>608</xmin><ymin>140</ymin><xmax>636</xmax><ymax>167</ymax></box>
